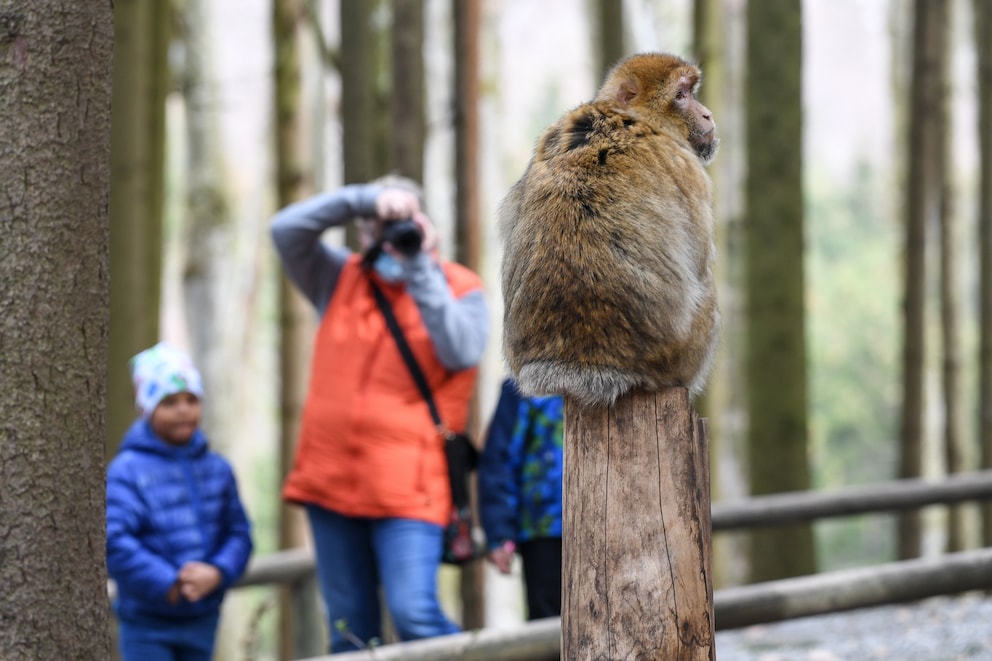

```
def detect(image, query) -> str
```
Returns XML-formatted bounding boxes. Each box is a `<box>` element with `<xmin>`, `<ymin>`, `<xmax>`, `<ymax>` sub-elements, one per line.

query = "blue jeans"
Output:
<box><xmin>305</xmin><ymin>504</ymin><xmax>460</xmax><ymax>653</ymax></box>
<box><xmin>117</xmin><ymin>612</ymin><xmax>219</xmax><ymax>661</ymax></box>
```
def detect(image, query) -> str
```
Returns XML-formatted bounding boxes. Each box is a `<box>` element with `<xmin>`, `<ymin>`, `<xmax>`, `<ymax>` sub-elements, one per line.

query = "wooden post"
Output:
<box><xmin>562</xmin><ymin>387</ymin><xmax>715</xmax><ymax>660</ymax></box>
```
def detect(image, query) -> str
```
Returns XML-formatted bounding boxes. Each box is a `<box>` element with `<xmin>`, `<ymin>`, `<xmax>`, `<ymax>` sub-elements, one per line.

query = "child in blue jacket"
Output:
<box><xmin>478</xmin><ymin>378</ymin><xmax>563</xmax><ymax>620</ymax></box>
<box><xmin>106</xmin><ymin>342</ymin><xmax>253</xmax><ymax>661</ymax></box>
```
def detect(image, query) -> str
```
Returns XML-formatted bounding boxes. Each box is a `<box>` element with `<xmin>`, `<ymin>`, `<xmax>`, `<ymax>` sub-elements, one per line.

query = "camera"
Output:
<box><xmin>381</xmin><ymin>218</ymin><xmax>423</xmax><ymax>256</ymax></box>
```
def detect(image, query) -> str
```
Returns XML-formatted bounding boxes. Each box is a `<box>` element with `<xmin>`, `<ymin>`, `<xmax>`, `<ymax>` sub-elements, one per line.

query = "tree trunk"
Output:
<box><xmin>175</xmin><ymin>1</ymin><xmax>276</xmax><ymax>656</ymax></box>
<box><xmin>975</xmin><ymin>0</ymin><xmax>992</xmax><ymax>549</ymax></box>
<box><xmin>340</xmin><ymin>0</ymin><xmax>376</xmax><ymax>250</ymax></box>
<box><xmin>938</xmin><ymin>0</ymin><xmax>966</xmax><ymax>551</ymax></box>
<box><xmin>452</xmin><ymin>0</ymin><xmax>486</xmax><ymax>631</ymax></box>
<box><xmin>453</xmin><ymin>0</ymin><xmax>482</xmax><ymax>271</ymax></box>
<box><xmin>273</xmin><ymin>1</ymin><xmax>322</xmax><ymax>658</ymax></box>
<box><xmin>0</xmin><ymin>3</ymin><xmax>113</xmax><ymax>658</ymax></box>
<box><xmin>341</xmin><ymin>0</ymin><xmax>375</xmax><ymax>186</ymax></box>
<box><xmin>180</xmin><ymin>0</ymin><xmax>231</xmax><ymax>439</ymax></box>
<box><xmin>390</xmin><ymin>0</ymin><xmax>425</xmax><ymax>182</ymax></box>
<box><xmin>898</xmin><ymin>0</ymin><xmax>948</xmax><ymax>560</ymax></box>
<box><xmin>107</xmin><ymin>0</ymin><xmax>171</xmax><ymax>453</ymax></box>
<box><xmin>745</xmin><ymin>0</ymin><xmax>816</xmax><ymax>582</ymax></box>
<box><xmin>592</xmin><ymin>0</ymin><xmax>624</xmax><ymax>81</ymax></box>
<box><xmin>693</xmin><ymin>0</ymin><xmax>750</xmax><ymax>589</ymax></box>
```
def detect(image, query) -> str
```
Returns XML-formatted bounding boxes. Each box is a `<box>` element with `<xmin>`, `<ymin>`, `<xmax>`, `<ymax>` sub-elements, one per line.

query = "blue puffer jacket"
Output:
<box><xmin>106</xmin><ymin>419</ymin><xmax>253</xmax><ymax>621</ymax></box>
<box><xmin>479</xmin><ymin>379</ymin><xmax>563</xmax><ymax>550</ymax></box>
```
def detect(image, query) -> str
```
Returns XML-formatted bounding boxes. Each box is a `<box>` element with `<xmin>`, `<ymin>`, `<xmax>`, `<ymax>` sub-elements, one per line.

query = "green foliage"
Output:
<box><xmin>335</xmin><ymin>619</ymin><xmax>381</xmax><ymax>651</ymax></box>
<box><xmin>806</xmin><ymin>160</ymin><xmax>900</xmax><ymax>568</ymax></box>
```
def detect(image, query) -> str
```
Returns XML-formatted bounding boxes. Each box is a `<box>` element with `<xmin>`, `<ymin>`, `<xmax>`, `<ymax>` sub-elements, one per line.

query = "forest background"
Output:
<box><xmin>2</xmin><ymin>0</ymin><xmax>990</xmax><ymax>659</ymax></box>
<box><xmin>111</xmin><ymin>0</ymin><xmax>992</xmax><ymax>656</ymax></box>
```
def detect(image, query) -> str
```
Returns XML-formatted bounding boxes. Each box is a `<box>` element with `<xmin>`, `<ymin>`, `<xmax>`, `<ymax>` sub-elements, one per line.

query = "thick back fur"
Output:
<box><xmin>499</xmin><ymin>53</ymin><xmax>720</xmax><ymax>407</ymax></box>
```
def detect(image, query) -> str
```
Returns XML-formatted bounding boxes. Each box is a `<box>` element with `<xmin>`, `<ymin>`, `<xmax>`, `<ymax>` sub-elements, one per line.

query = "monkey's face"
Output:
<box><xmin>602</xmin><ymin>54</ymin><xmax>720</xmax><ymax>166</ymax></box>
<box><xmin>673</xmin><ymin>74</ymin><xmax>719</xmax><ymax>165</ymax></box>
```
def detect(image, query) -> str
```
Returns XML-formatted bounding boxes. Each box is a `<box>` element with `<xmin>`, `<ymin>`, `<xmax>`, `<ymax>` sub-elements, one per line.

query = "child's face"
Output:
<box><xmin>149</xmin><ymin>391</ymin><xmax>202</xmax><ymax>445</ymax></box>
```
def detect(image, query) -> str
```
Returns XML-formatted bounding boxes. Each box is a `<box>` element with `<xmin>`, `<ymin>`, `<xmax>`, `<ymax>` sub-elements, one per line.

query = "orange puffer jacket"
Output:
<box><xmin>283</xmin><ymin>256</ymin><xmax>480</xmax><ymax>526</ymax></box>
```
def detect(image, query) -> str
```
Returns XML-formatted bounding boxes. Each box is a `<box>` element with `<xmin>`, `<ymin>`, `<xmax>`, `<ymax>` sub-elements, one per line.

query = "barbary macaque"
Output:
<box><xmin>499</xmin><ymin>52</ymin><xmax>720</xmax><ymax>407</ymax></box>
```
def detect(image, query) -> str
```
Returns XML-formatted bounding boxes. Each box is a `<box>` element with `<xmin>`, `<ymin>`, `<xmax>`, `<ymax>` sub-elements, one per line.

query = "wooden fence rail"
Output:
<box><xmin>224</xmin><ymin>470</ymin><xmax>992</xmax><ymax>659</ymax></box>
<box><xmin>231</xmin><ymin>469</ymin><xmax>992</xmax><ymax>591</ymax></box>
<box><xmin>711</xmin><ymin>469</ymin><xmax>992</xmax><ymax>530</ymax></box>
<box><xmin>313</xmin><ymin>547</ymin><xmax>992</xmax><ymax>661</ymax></box>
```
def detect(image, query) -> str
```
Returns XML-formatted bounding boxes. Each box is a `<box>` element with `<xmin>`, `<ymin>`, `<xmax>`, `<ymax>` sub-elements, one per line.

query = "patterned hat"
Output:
<box><xmin>129</xmin><ymin>342</ymin><xmax>204</xmax><ymax>416</ymax></box>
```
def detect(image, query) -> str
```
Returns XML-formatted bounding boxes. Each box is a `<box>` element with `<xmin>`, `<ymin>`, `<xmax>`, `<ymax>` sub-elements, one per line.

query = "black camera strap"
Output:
<box><xmin>368</xmin><ymin>278</ymin><xmax>448</xmax><ymax>436</ymax></box>
<box><xmin>360</xmin><ymin>241</ymin><xmax>385</xmax><ymax>270</ymax></box>
<box><xmin>370</xmin><ymin>277</ymin><xmax>480</xmax><ymax>520</ymax></box>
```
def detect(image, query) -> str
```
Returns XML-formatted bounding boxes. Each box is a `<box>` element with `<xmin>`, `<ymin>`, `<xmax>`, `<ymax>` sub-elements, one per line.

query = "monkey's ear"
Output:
<box><xmin>614</xmin><ymin>77</ymin><xmax>638</xmax><ymax>108</ymax></box>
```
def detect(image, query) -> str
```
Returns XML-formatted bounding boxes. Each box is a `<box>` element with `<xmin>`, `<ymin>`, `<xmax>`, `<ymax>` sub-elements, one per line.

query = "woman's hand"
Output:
<box><xmin>374</xmin><ymin>189</ymin><xmax>420</xmax><ymax>221</ymax></box>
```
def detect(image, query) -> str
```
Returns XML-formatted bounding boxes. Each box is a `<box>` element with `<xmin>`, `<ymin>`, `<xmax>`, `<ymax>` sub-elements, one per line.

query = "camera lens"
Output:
<box><xmin>382</xmin><ymin>219</ymin><xmax>423</xmax><ymax>257</ymax></box>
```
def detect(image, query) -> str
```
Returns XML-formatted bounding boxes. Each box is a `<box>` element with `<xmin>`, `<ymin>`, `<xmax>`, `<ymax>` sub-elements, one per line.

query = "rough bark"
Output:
<box><xmin>0</xmin><ymin>2</ymin><xmax>113</xmax><ymax>658</ymax></box>
<box><xmin>745</xmin><ymin>0</ymin><xmax>816</xmax><ymax>581</ymax></box>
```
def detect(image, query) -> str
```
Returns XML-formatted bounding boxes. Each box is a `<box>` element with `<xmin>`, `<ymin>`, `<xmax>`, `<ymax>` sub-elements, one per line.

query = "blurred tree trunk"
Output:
<box><xmin>453</xmin><ymin>0</ymin><xmax>486</xmax><ymax>631</ymax></box>
<box><xmin>975</xmin><ymin>0</ymin><xmax>992</xmax><ymax>549</ymax></box>
<box><xmin>938</xmin><ymin>0</ymin><xmax>965</xmax><ymax>553</ymax></box>
<box><xmin>391</xmin><ymin>0</ymin><xmax>425</xmax><ymax>182</ymax></box>
<box><xmin>274</xmin><ymin>1</ymin><xmax>322</xmax><ymax>658</ymax></box>
<box><xmin>371</xmin><ymin>2</ymin><xmax>391</xmax><ymax>179</ymax></box>
<box><xmin>180</xmin><ymin>0</ymin><xmax>231</xmax><ymax>439</ymax></box>
<box><xmin>592</xmin><ymin>0</ymin><xmax>624</xmax><ymax>81</ymax></box>
<box><xmin>694</xmin><ymin>0</ymin><xmax>749</xmax><ymax>588</ymax></box>
<box><xmin>454</xmin><ymin>0</ymin><xmax>481</xmax><ymax>270</ymax></box>
<box><xmin>339</xmin><ymin>0</ymin><xmax>401</xmax><ymax>642</ymax></box>
<box><xmin>0</xmin><ymin>2</ymin><xmax>113</xmax><ymax>658</ymax></box>
<box><xmin>341</xmin><ymin>0</ymin><xmax>374</xmax><ymax>186</ymax></box>
<box><xmin>107</xmin><ymin>0</ymin><xmax>171</xmax><ymax>453</ymax></box>
<box><xmin>177</xmin><ymin>2</ymin><xmax>274</xmax><ymax>656</ymax></box>
<box><xmin>340</xmin><ymin>0</ymin><xmax>377</xmax><ymax>249</ymax></box>
<box><xmin>898</xmin><ymin>0</ymin><xmax>948</xmax><ymax>560</ymax></box>
<box><xmin>745</xmin><ymin>0</ymin><xmax>816</xmax><ymax>582</ymax></box>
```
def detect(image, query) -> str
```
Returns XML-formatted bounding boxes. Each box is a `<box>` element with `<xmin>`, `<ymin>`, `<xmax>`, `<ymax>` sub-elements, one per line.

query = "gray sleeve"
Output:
<box><xmin>403</xmin><ymin>254</ymin><xmax>490</xmax><ymax>372</ymax></box>
<box><xmin>270</xmin><ymin>184</ymin><xmax>384</xmax><ymax>314</ymax></box>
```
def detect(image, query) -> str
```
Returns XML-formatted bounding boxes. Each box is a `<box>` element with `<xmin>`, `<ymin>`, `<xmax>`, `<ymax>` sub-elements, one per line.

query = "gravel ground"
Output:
<box><xmin>714</xmin><ymin>594</ymin><xmax>992</xmax><ymax>660</ymax></box>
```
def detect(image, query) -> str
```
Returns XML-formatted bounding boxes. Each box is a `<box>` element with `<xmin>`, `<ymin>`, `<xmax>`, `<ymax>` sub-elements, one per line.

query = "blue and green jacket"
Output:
<box><xmin>479</xmin><ymin>379</ymin><xmax>563</xmax><ymax>550</ymax></box>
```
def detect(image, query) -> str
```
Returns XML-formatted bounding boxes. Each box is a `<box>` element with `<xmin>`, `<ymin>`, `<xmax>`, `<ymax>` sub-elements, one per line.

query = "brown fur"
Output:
<box><xmin>499</xmin><ymin>52</ymin><xmax>720</xmax><ymax>407</ymax></box>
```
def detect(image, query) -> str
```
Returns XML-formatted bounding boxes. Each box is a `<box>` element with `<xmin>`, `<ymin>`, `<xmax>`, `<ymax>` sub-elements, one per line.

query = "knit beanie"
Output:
<box><xmin>129</xmin><ymin>342</ymin><xmax>204</xmax><ymax>417</ymax></box>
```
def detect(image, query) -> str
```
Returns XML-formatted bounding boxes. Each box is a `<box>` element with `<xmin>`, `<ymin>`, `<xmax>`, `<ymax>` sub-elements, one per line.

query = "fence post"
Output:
<box><xmin>562</xmin><ymin>387</ymin><xmax>715</xmax><ymax>660</ymax></box>
<box><xmin>288</xmin><ymin>576</ymin><xmax>325</xmax><ymax>658</ymax></box>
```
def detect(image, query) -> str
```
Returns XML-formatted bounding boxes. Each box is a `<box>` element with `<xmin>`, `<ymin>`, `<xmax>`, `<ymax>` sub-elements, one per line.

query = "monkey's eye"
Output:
<box><xmin>675</xmin><ymin>89</ymin><xmax>687</xmax><ymax>101</ymax></box>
